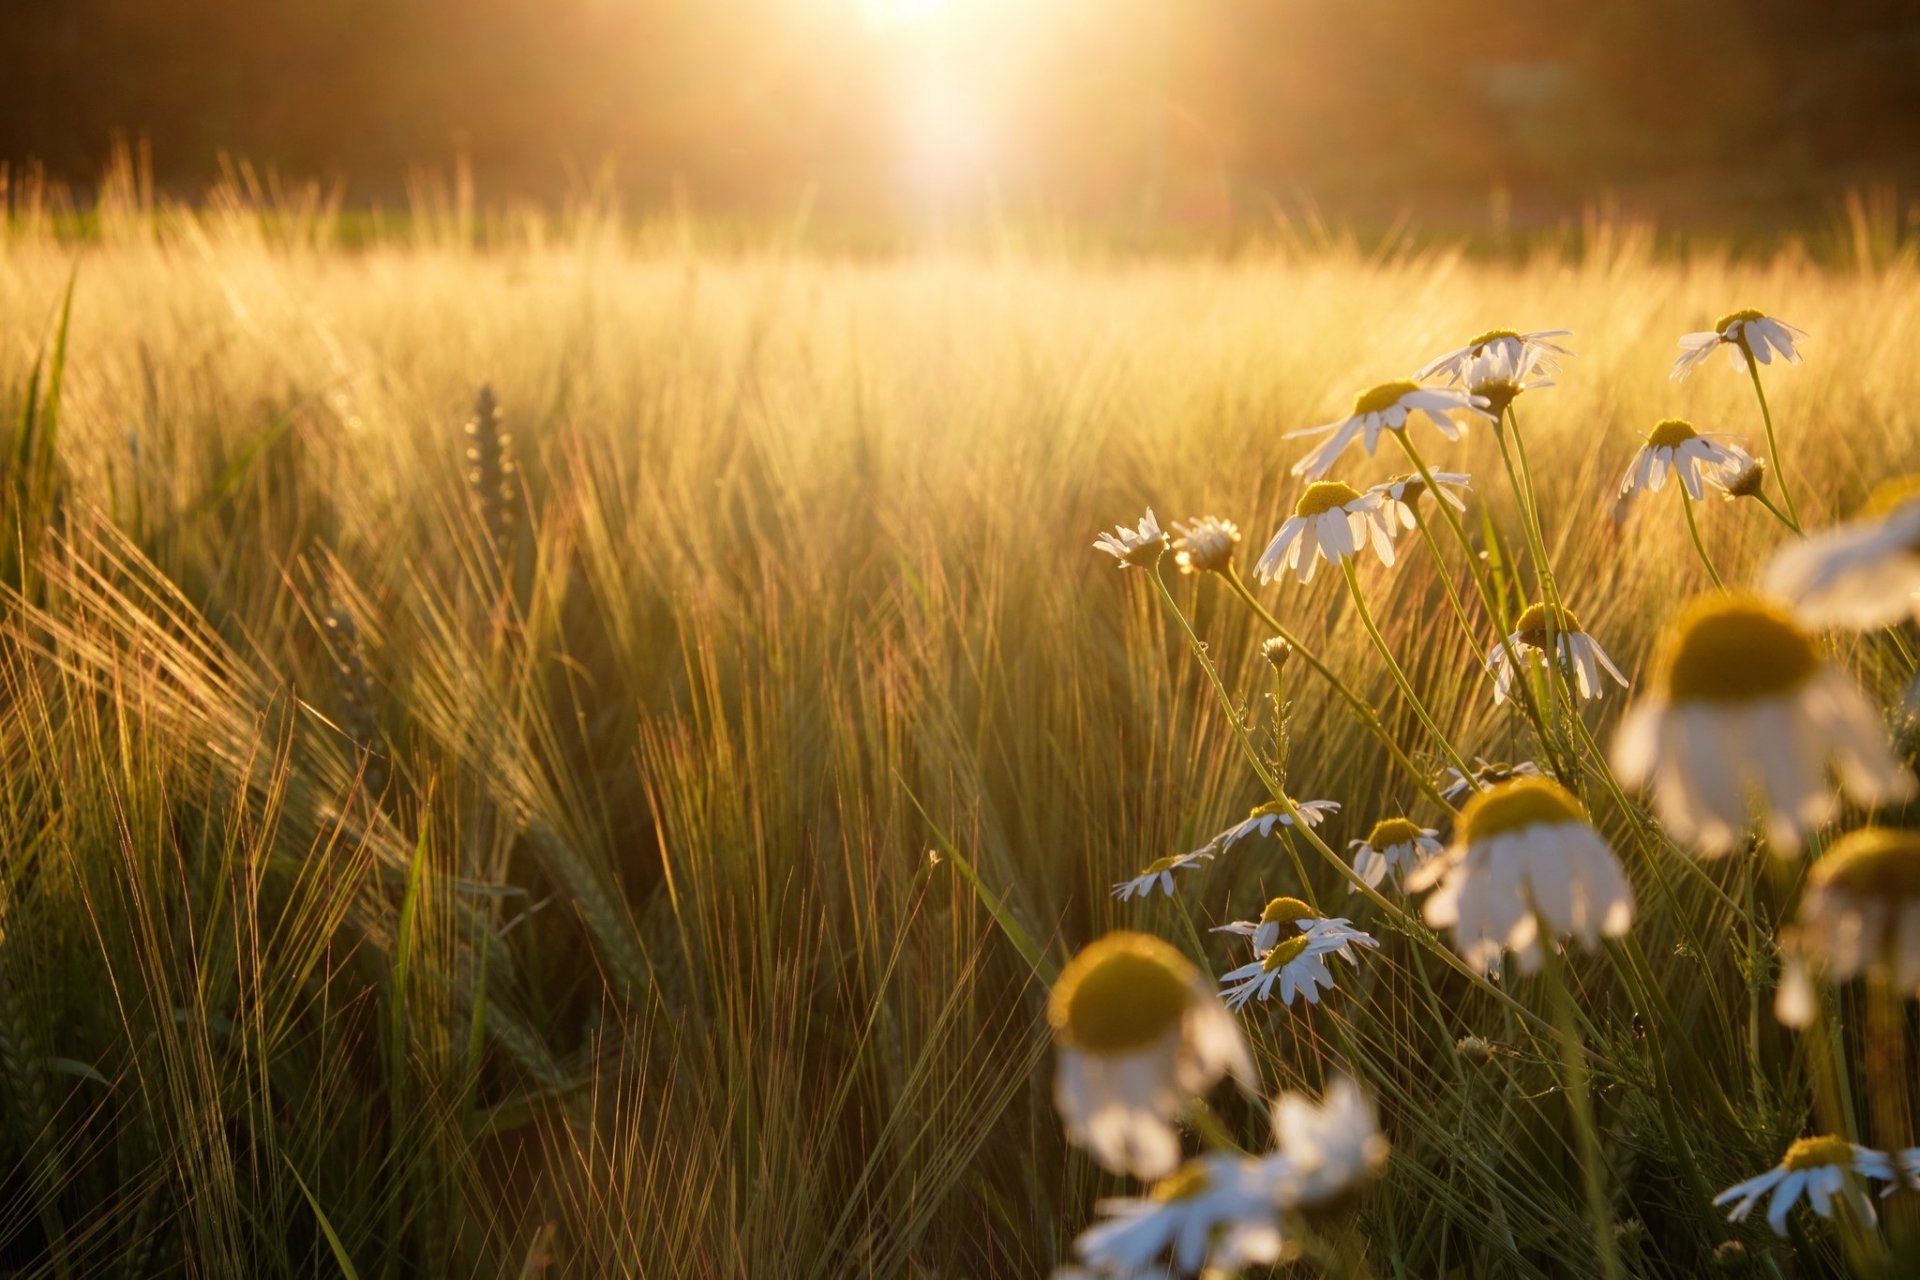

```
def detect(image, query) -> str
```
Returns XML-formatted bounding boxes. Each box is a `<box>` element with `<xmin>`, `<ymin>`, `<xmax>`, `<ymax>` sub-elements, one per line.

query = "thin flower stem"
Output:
<box><xmin>1221</xmin><ymin>564</ymin><xmax>1455</xmax><ymax>813</ymax></box>
<box><xmin>1536</xmin><ymin>924</ymin><xmax>1625</xmax><ymax>1280</ymax></box>
<box><xmin>1410</xmin><ymin>508</ymin><xmax>1481</xmax><ymax>652</ymax></box>
<box><xmin>1751</xmin><ymin>489</ymin><xmax>1801</xmax><ymax>536</ymax></box>
<box><xmin>1744</xmin><ymin>356</ymin><xmax>1804</xmax><ymax>533</ymax></box>
<box><xmin>1502</xmin><ymin>405</ymin><xmax>1574</xmax><ymax>744</ymax></box>
<box><xmin>1678</xmin><ymin>488</ymin><xmax>1725</xmax><ymax>589</ymax></box>
<box><xmin>1339</xmin><ymin>559</ymin><xmax>1476</xmax><ymax>782</ymax></box>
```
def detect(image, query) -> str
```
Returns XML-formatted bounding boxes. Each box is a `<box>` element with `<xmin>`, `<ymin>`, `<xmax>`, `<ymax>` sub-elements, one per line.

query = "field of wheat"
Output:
<box><xmin>0</xmin><ymin>181</ymin><xmax>1917</xmax><ymax>1277</ymax></box>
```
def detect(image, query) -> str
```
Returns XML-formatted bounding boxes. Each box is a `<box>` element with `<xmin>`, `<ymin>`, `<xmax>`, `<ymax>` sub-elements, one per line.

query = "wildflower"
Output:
<box><xmin>1706</xmin><ymin>443</ymin><xmax>1769</xmax><ymax>499</ymax></box>
<box><xmin>1068</xmin><ymin>1156</ymin><xmax>1285</xmax><ymax>1277</ymax></box>
<box><xmin>1095</xmin><ymin>509</ymin><xmax>1168</xmax><ymax>568</ymax></box>
<box><xmin>1611</xmin><ymin>594</ymin><xmax>1916</xmax><ymax>854</ymax></box>
<box><xmin>1049</xmin><ymin>932</ymin><xmax>1255</xmax><ymax>1178</ymax></box>
<box><xmin>1258</xmin><ymin>1077</ymin><xmax>1391</xmax><ymax>1210</ymax></box>
<box><xmin>1253</xmin><ymin>482</ymin><xmax>1393</xmax><ymax>585</ymax></box>
<box><xmin>1795</xmin><ymin>827</ymin><xmax>1920</xmax><ymax>990</ymax></box>
<box><xmin>1113</xmin><ymin>851</ymin><xmax>1210</xmax><ymax>902</ymax></box>
<box><xmin>1439</xmin><ymin>757</ymin><xmax>1544</xmax><ymax>803</ymax></box>
<box><xmin>1673</xmin><ymin>308</ymin><xmax>1806</xmax><ymax>382</ymax></box>
<box><xmin>1764</xmin><ymin>477</ymin><xmax>1920</xmax><ymax>631</ymax></box>
<box><xmin>1260</xmin><ymin>636</ymin><xmax>1292</xmax><ymax>670</ymax></box>
<box><xmin>1211</xmin><ymin>897</ymin><xmax>1377</xmax><ymax>959</ymax></box>
<box><xmin>1485</xmin><ymin>602</ymin><xmax>1629</xmax><ymax>705</ymax></box>
<box><xmin>1286</xmin><ymin>381</ymin><xmax>1483</xmax><ymax>480</ymax></box>
<box><xmin>1713</xmin><ymin>1136</ymin><xmax>1895</xmax><ymax>1236</ymax></box>
<box><xmin>1218</xmin><ymin>929</ymin><xmax>1366</xmax><ymax>1009</ymax></box>
<box><xmin>1348</xmin><ymin>816</ymin><xmax>1444</xmax><ymax>889</ymax></box>
<box><xmin>1619</xmin><ymin>419</ymin><xmax>1748</xmax><ymax>501</ymax></box>
<box><xmin>1170</xmin><ymin>515</ymin><xmax>1242</xmax><ymax>576</ymax></box>
<box><xmin>1460</xmin><ymin>339</ymin><xmax>1559</xmax><ymax>417</ymax></box>
<box><xmin>1367</xmin><ymin>471</ymin><xmax>1470</xmax><ymax>531</ymax></box>
<box><xmin>1211</xmin><ymin>799</ymin><xmax>1340</xmax><ymax>852</ymax></box>
<box><xmin>1416</xmin><ymin>328</ymin><xmax>1573</xmax><ymax>385</ymax></box>
<box><xmin>1408</xmin><ymin>776</ymin><xmax>1634</xmax><ymax>973</ymax></box>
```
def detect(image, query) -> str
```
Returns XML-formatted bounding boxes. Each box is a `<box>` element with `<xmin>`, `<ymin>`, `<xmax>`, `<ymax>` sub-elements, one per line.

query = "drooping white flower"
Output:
<box><xmin>1218</xmin><ymin>927</ymin><xmax>1374</xmax><ymax>1010</ymax></box>
<box><xmin>1209</xmin><ymin>799</ymin><xmax>1341</xmax><ymax>852</ymax></box>
<box><xmin>1049</xmin><ymin>932</ymin><xmax>1255</xmax><ymax>1179</ymax></box>
<box><xmin>1211</xmin><ymin>897</ymin><xmax>1377</xmax><ymax>959</ymax></box>
<box><xmin>1416</xmin><ymin>328</ymin><xmax>1573</xmax><ymax>386</ymax></box>
<box><xmin>1673</xmin><ymin>308</ymin><xmax>1806</xmax><ymax>382</ymax></box>
<box><xmin>1286</xmin><ymin>381</ymin><xmax>1484</xmax><ymax>480</ymax></box>
<box><xmin>1485</xmin><ymin>602</ymin><xmax>1630</xmax><ymax>705</ymax></box>
<box><xmin>1257</xmin><ymin>1077</ymin><xmax>1391</xmax><ymax>1210</ymax></box>
<box><xmin>1713</xmin><ymin>1136</ymin><xmax>1894</xmax><ymax>1237</ymax></box>
<box><xmin>1704</xmin><ymin>442</ymin><xmax>1769</xmax><ymax>499</ymax></box>
<box><xmin>1095</xmin><ymin>509</ymin><xmax>1168</xmax><ymax>568</ymax></box>
<box><xmin>1112</xmin><ymin>851</ymin><xmax>1210</xmax><ymax>902</ymax></box>
<box><xmin>1438</xmin><ymin>757</ymin><xmax>1544</xmax><ymax>803</ymax></box>
<box><xmin>1068</xmin><ymin>1155</ymin><xmax>1286</xmax><ymax>1278</ymax></box>
<box><xmin>1619</xmin><ymin>419</ymin><xmax>1748</xmax><ymax>501</ymax></box>
<box><xmin>1366</xmin><ymin>471</ymin><xmax>1470</xmax><ymax>531</ymax></box>
<box><xmin>1611</xmin><ymin>594</ymin><xmax>1915</xmax><ymax>854</ymax></box>
<box><xmin>1253</xmin><ymin>482</ymin><xmax>1394</xmax><ymax>585</ymax></box>
<box><xmin>1347</xmin><ymin>816</ymin><xmax>1444</xmax><ymax>890</ymax></box>
<box><xmin>1408</xmin><ymin>776</ymin><xmax>1634</xmax><ymax>974</ymax></box>
<box><xmin>1460</xmin><ymin>336</ymin><xmax>1561</xmax><ymax>417</ymax></box>
<box><xmin>1794</xmin><ymin>828</ymin><xmax>1920</xmax><ymax>993</ymax></box>
<box><xmin>1170</xmin><ymin>515</ymin><xmax>1242</xmax><ymax>577</ymax></box>
<box><xmin>1764</xmin><ymin>478</ymin><xmax>1920</xmax><ymax>631</ymax></box>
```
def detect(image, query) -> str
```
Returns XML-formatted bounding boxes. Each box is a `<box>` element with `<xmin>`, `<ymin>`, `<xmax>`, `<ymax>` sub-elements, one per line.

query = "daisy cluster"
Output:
<box><xmin>1060</xmin><ymin>309</ymin><xmax>1920</xmax><ymax>1273</ymax></box>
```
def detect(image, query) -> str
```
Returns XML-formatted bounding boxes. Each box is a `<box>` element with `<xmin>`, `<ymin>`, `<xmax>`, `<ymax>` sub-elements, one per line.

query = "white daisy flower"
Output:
<box><xmin>1069</xmin><ymin>1156</ymin><xmax>1286</xmax><ymax>1277</ymax></box>
<box><xmin>1460</xmin><ymin>337</ymin><xmax>1560</xmax><ymax>417</ymax></box>
<box><xmin>1763</xmin><ymin>477</ymin><xmax>1920</xmax><ymax>631</ymax></box>
<box><xmin>1366</xmin><ymin>471</ymin><xmax>1470</xmax><ymax>531</ymax></box>
<box><xmin>1112</xmin><ymin>851</ymin><xmax>1210</xmax><ymax>902</ymax></box>
<box><xmin>1049</xmin><ymin>932</ymin><xmax>1256</xmax><ymax>1179</ymax></box>
<box><xmin>1795</xmin><ymin>828</ymin><xmax>1920</xmax><ymax>992</ymax></box>
<box><xmin>1408</xmin><ymin>776</ymin><xmax>1634</xmax><ymax>974</ymax></box>
<box><xmin>1713</xmin><ymin>1136</ymin><xmax>1895</xmax><ymax>1237</ymax></box>
<box><xmin>1416</xmin><ymin>328</ymin><xmax>1573</xmax><ymax>386</ymax></box>
<box><xmin>1257</xmin><ymin>1076</ymin><xmax>1391</xmax><ymax>1210</ymax></box>
<box><xmin>1095</xmin><ymin>509</ymin><xmax>1168</xmax><ymax>569</ymax></box>
<box><xmin>1439</xmin><ymin>757</ymin><xmax>1544</xmax><ymax>803</ymax></box>
<box><xmin>1286</xmin><ymin>381</ymin><xmax>1484</xmax><ymax>481</ymax></box>
<box><xmin>1170</xmin><ymin>515</ymin><xmax>1242</xmax><ymax>576</ymax></box>
<box><xmin>1485</xmin><ymin>602</ymin><xmax>1630</xmax><ymax>705</ymax></box>
<box><xmin>1218</xmin><ymin>927</ymin><xmax>1372</xmax><ymax>1010</ymax></box>
<box><xmin>1705</xmin><ymin>443</ymin><xmax>1769</xmax><ymax>499</ymax></box>
<box><xmin>1619</xmin><ymin>419</ymin><xmax>1748</xmax><ymax>501</ymax></box>
<box><xmin>1348</xmin><ymin>816</ymin><xmax>1444</xmax><ymax>889</ymax></box>
<box><xmin>1253</xmin><ymin>482</ymin><xmax>1394</xmax><ymax>585</ymax></box>
<box><xmin>1211</xmin><ymin>799</ymin><xmax>1341</xmax><ymax>851</ymax></box>
<box><xmin>1672</xmin><ymin>308</ymin><xmax>1806</xmax><ymax>382</ymax></box>
<box><xmin>1610</xmin><ymin>594</ymin><xmax>1916</xmax><ymax>855</ymax></box>
<box><xmin>1212</xmin><ymin>898</ymin><xmax>1377</xmax><ymax>959</ymax></box>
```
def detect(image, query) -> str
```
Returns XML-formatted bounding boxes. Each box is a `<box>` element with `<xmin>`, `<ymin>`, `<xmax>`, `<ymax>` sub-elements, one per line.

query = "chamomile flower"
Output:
<box><xmin>1253</xmin><ymin>482</ymin><xmax>1393</xmax><ymax>585</ymax></box>
<box><xmin>1348</xmin><ymin>817</ymin><xmax>1444</xmax><ymax>889</ymax></box>
<box><xmin>1049</xmin><ymin>932</ymin><xmax>1256</xmax><ymax>1178</ymax></box>
<box><xmin>1069</xmin><ymin>1156</ymin><xmax>1286</xmax><ymax>1277</ymax></box>
<box><xmin>1259</xmin><ymin>1077</ymin><xmax>1391</xmax><ymax>1210</ymax></box>
<box><xmin>1439</xmin><ymin>757</ymin><xmax>1544</xmax><ymax>803</ymax></box>
<box><xmin>1673</xmin><ymin>309</ymin><xmax>1806</xmax><ymax>382</ymax></box>
<box><xmin>1212</xmin><ymin>799</ymin><xmax>1341</xmax><ymax>851</ymax></box>
<box><xmin>1764</xmin><ymin>477</ymin><xmax>1920</xmax><ymax>631</ymax></box>
<box><xmin>1706</xmin><ymin>443</ymin><xmax>1769</xmax><ymax>499</ymax></box>
<box><xmin>1416</xmin><ymin>328</ymin><xmax>1573</xmax><ymax>385</ymax></box>
<box><xmin>1367</xmin><ymin>472</ymin><xmax>1470</xmax><ymax>530</ymax></box>
<box><xmin>1460</xmin><ymin>338</ymin><xmax>1559</xmax><ymax>417</ymax></box>
<box><xmin>1485</xmin><ymin>602</ymin><xmax>1629</xmax><ymax>705</ymax></box>
<box><xmin>1408</xmin><ymin>776</ymin><xmax>1633</xmax><ymax>973</ymax></box>
<box><xmin>1286</xmin><ymin>381</ymin><xmax>1484</xmax><ymax>480</ymax></box>
<box><xmin>1113</xmin><ymin>851</ymin><xmax>1210</xmax><ymax>902</ymax></box>
<box><xmin>1212</xmin><ymin>898</ymin><xmax>1378</xmax><ymax>959</ymax></box>
<box><xmin>1713</xmin><ymin>1136</ymin><xmax>1895</xmax><ymax>1237</ymax></box>
<box><xmin>1611</xmin><ymin>594</ymin><xmax>1916</xmax><ymax>854</ymax></box>
<box><xmin>1218</xmin><ymin>929</ymin><xmax>1368</xmax><ymax>1010</ymax></box>
<box><xmin>1794</xmin><ymin>827</ymin><xmax>1920</xmax><ymax>991</ymax></box>
<box><xmin>1619</xmin><ymin>419</ymin><xmax>1748</xmax><ymax>501</ymax></box>
<box><xmin>1095</xmin><ymin>509</ymin><xmax>1168</xmax><ymax>568</ymax></box>
<box><xmin>1171</xmin><ymin>515</ymin><xmax>1242</xmax><ymax>577</ymax></box>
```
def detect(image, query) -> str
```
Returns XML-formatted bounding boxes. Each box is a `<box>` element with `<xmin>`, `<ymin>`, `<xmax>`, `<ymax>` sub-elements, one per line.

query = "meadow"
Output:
<box><xmin>0</xmin><ymin>173</ymin><xmax>1917</xmax><ymax>1277</ymax></box>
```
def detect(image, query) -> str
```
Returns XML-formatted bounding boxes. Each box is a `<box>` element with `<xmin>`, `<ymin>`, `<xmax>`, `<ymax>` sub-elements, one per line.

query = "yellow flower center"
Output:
<box><xmin>1782</xmin><ymin>1135</ymin><xmax>1853</xmax><ymax>1172</ymax></box>
<box><xmin>1863</xmin><ymin>474</ymin><xmax>1920</xmax><ymax>519</ymax></box>
<box><xmin>1809</xmin><ymin>828</ymin><xmax>1920</xmax><ymax>901</ymax></box>
<box><xmin>1654</xmin><ymin>595</ymin><xmax>1819</xmax><ymax>704</ymax></box>
<box><xmin>1365</xmin><ymin>817</ymin><xmax>1424</xmax><ymax>849</ymax></box>
<box><xmin>1456</xmin><ymin>776</ymin><xmax>1585</xmax><ymax>844</ymax></box>
<box><xmin>1715</xmin><ymin>307</ymin><xmax>1767</xmax><ymax>335</ymax></box>
<box><xmin>1723</xmin><ymin>458</ymin><xmax>1768</xmax><ymax>499</ymax></box>
<box><xmin>1150</xmin><ymin>1160</ymin><xmax>1212</xmax><ymax>1202</ymax></box>
<box><xmin>1467</xmin><ymin>328</ymin><xmax>1523</xmax><ymax>352</ymax></box>
<box><xmin>1351</xmin><ymin>380</ymin><xmax>1422</xmax><ymax>417</ymax></box>
<box><xmin>1294</xmin><ymin>481</ymin><xmax>1363</xmax><ymax>518</ymax></box>
<box><xmin>1048</xmin><ymin>932</ymin><xmax>1196</xmax><ymax>1054</ymax></box>
<box><xmin>1512</xmin><ymin>602</ymin><xmax>1585</xmax><ymax>649</ymax></box>
<box><xmin>1261</xmin><ymin>934</ymin><xmax>1312</xmax><ymax>972</ymax></box>
<box><xmin>1646</xmin><ymin>418</ymin><xmax>1699</xmax><ymax>449</ymax></box>
<box><xmin>1142</xmin><ymin>854</ymin><xmax>1185</xmax><ymax>875</ymax></box>
<box><xmin>1259</xmin><ymin>895</ymin><xmax>1313</xmax><ymax>924</ymax></box>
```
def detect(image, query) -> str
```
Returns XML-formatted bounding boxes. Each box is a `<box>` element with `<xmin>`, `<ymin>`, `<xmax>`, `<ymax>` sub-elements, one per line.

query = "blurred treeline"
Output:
<box><xmin>2</xmin><ymin>0</ymin><xmax>1918</xmax><ymax>228</ymax></box>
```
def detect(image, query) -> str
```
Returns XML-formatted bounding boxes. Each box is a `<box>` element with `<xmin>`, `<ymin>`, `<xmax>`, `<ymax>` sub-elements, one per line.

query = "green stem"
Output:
<box><xmin>1339</xmin><ymin>558</ymin><xmax>1475</xmax><ymax>781</ymax></box>
<box><xmin>1411</xmin><ymin>507</ymin><xmax>1481</xmax><ymax>653</ymax></box>
<box><xmin>1678</xmin><ymin>488</ymin><xmax>1725</xmax><ymax>589</ymax></box>
<box><xmin>1537</xmin><ymin>923</ymin><xmax>1625</xmax><ymax>1280</ymax></box>
<box><xmin>1744</xmin><ymin>355</ymin><xmax>1804</xmax><ymax>534</ymax></box>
